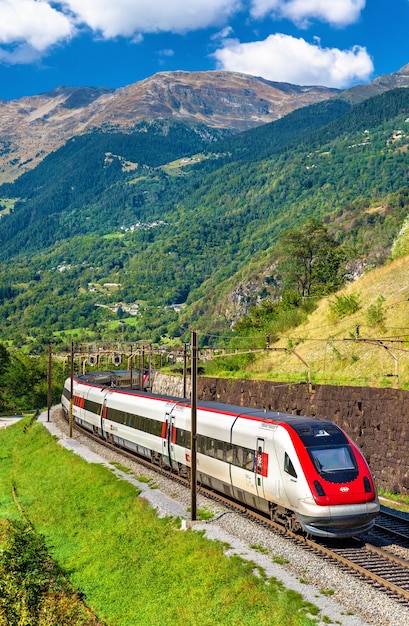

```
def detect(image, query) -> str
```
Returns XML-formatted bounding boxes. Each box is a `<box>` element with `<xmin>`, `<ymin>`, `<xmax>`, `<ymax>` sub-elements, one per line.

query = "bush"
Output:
<box><xmin>328</xmin><ymin>293</ymin><xmax>361</xmax><ymax>320</ymax></box>
<box><xmin>366</xmin><ymin>296</ymin><xmax>386</xmax><ymax>331</ymax></box>
<box><xmin>0</xmin><ymin>519</ymin><xmax>103</xmax><ymax>625</ymax></box>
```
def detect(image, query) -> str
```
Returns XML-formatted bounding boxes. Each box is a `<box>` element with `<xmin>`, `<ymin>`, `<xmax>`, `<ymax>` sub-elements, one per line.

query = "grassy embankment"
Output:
<box><xmin>0</xmin><ymin>416</ymin><xmax>323</xmax><ymax>626</ymax></box>
<box><xmin>204</xmin><ymin>254</ymin><xmax>409</xmax><ymax>389</ymax></box>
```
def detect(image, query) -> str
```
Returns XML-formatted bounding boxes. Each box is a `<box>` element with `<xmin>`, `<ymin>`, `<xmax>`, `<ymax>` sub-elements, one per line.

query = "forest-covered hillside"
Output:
<box><xmin>0</xmin><ymin>88</ymin><xmax>409</xmax><ymax>352</ymax></box>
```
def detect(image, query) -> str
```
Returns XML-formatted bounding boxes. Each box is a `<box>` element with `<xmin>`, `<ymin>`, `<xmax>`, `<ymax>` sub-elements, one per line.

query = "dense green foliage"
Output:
<box><xmin>0</xmin><ymin>418</ymin><xmax>320</xmax><ymax>626</ymax></box>
<box><xmin>0</xmin><ymin>345</ymin><xmax>65</xmax><ymax>412</ymax></box>
<box><xmin>0</xmin><ymin>520</ymin><xmax>102</xmax><ymax>625</ymax></box>
<box><xmin>0</xmin><ymin>120</ymin><xmax>226</xmax><ymax>256</ymax></box>
<box><xmin>205</xmin><ymin>97</ymin><xmax>352</xmax><ymax>162</ymax></box>
<box><xmin>0</xmin><ymin>89</ymin><xmax>409</xmax><ymax>348</ymax></box>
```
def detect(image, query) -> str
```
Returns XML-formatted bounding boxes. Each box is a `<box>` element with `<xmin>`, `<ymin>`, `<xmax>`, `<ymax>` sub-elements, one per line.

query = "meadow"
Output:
<box><xmin>0</xmin><ymin>416</ymin><xmax>321</xmax><ymax>626</ymax></box>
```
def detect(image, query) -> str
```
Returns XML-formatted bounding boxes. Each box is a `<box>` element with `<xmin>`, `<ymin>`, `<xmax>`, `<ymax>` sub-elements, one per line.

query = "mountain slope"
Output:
<box><xmin>0</xmin><ymin>87</ymin><xmax>409</xmax><ymax>350</ymax></box>
<box><xmin>0</xmin><ymin>120</ymin><xmax>226</xmax><ymax>257</ymax></box>
<box><xmin>250</xmin><ymin>253</ymin><xmax>409</xmax><ymax>387</ymax></box>
<box><xmin>0</xmin><ymin>71</ymin><xmax>337</xmax><ymax>183</ymax></box>
<box><xmin>0</xmin><ymin>95</ymin><xmax>355</xmax><ymax>261</ymax></box>
<box><xmin>341</xmin><ymin>62</ymin><xmax>409</xmax><ymax>103</ymax></box>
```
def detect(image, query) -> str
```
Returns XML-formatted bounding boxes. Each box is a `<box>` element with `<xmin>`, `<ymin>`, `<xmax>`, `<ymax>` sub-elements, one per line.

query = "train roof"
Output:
<box><xmin>74</xmin><ymin>374</ymin><xmax>340</xmax><ymax>436</ymax></box>
<box><xmin>197</xmin><ymin>399</ymin><xmax>344</xmax><ymax>439</ymax></box>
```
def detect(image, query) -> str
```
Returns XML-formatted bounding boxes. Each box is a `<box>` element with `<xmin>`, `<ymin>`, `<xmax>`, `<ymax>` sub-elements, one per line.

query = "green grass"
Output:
<box><xmin>206</xmin><ymin>254</ymin><xmax>409</xmax><ymax>389</ymax></box>
<box><xmin>0</xmin><ymin>417</ymin><xmax>321</xmax><ymax>626</ymax></box>
<box><xmin>378</xmin><ymin>490</ymin><xmax>409</xmax><ymax>512</ymax></box>
<box><xmin>137</xmin><ymin>475</ymin><xmax>159</xmax><ymax>489</ymax></box>
<box><xmin>0</xmin><ymin>197</ymin><xmax>19</xmax><ymax>216</ymax></box>
<box><xmin>109</xmin><ymin>461</ymin><xmax>133</xmax><ymax>474</ymax></box>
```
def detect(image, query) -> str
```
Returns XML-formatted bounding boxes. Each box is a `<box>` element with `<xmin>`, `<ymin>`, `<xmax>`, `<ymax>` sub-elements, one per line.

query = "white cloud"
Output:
<box><xmin>0</xmin><ymin>0</ymin><xmax>242</xmax><ymax>63</ymax></box>
<box><xmin>60</xmin><ymin>0</ymin><xmax>242</xmax><ymax>38</ymax></box>
<box><xmin>0</xmin><ymin>0</ymin><xmax>74</xmax><ymax>57</ymax></box>
<box><xmin>250</xmin><ymin>0</ymin><xmax>366</xmax><ymax>27</ymax></box>
<box><xmin>213</xmin><ymin>33</ymin><xmax>374</xmax><ymax>88</ymax></box>
<box><xmin>211</xmin><ymin>26</ymin><xmax>235</xmax><ymax>41</ymax></box>
<box><xmin>0</xmin><ymin>0</ymin><xmax>371</xmax><ymax>84</ymax></box>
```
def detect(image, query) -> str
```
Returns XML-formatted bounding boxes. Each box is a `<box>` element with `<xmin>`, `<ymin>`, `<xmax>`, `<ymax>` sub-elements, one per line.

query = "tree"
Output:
<box><xmin>278</xmin><ymin>218</ymin><xmax>347</xmax><ymax>299</ymax></box>
<box><xmin>0</xmin><ymin>343</ymin><xmax>10</xmax><ymax>376</ymax></box>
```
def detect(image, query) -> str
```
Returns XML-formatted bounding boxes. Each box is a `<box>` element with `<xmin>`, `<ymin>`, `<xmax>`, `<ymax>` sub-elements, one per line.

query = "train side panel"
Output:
<box><xmin>194</xmin><ymin>408</ymin><xmax>238</xmax><ymax>496</ymax></box>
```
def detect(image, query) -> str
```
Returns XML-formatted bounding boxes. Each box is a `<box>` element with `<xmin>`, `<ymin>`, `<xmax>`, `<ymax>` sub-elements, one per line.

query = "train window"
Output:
<box><xmin>216</xmin><ymin>441</ymin><xmax>225</xmax><ymax>461</ymax></box>
<box><xmin>207</xmin><ymin>439</ymin><xmax>216</xmax><ymax>457</ymax></box>
<box><xmin>152</xmin><ymin>420</ymin><xmax>162</xmax><ymax>437</ymax></box>
<box><xmin>310</xmin><ymin>446</ymin><xmax>355</xmax><ymax>472</ymax></box>
<box><xmin>244</xmin><ymin>449</ymin><xmax>254</xmax><ymax>470</ymax></box>
<box><xmin>84</xmin><ymin>399</ymin><xmax>102</xmax><ymax>415</ymax></box>
<box><xmin>176</xmin><ymin>428</ymin><xmax>189</xmax><ymax>447</ymax></box>
<box><xmin>225</xmin><ymin>446</ymin><xmax>234</xmax><ymax>464</ymax></box>
<box><xmin>234</xmin><ymin>446</ymin><xmax>243</xmax><ymax>467</ymax></box>
<box><xmin>308</xmin><ymin>445</ymin><xmax>358</xmax><ymax>483</ymax></box>
<box><xmin>284</xmin><ymin>453</ymin><xmax>297</xmax><ymax>478</ymax></box>
<box><xmin>107</xmin><ymin>407</ymin><xmax>123</xmax><ymax>424</ymax></box>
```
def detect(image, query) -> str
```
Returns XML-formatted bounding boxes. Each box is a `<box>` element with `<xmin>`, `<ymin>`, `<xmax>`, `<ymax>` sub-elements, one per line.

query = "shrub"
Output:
<box><xmin>328</xmin><ymin>293</ymin><xmax>361</xmax><ymax>320</ymax></box>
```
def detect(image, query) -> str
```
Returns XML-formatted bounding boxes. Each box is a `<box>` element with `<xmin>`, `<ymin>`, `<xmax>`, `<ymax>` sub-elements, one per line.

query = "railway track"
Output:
<box><xmin>320</xmin><ymin>539</ymin><xmax>409</xmax><ymax>602</ymax></box>
<box><xmin>70</xmin><ymin>418</ymin><xmax>409</xmax><ymax>604</ymax></box>
<box><xmin>374</xmin><ymin>507</ymin><xmax>409</xmax><ymax>542</ymax></box>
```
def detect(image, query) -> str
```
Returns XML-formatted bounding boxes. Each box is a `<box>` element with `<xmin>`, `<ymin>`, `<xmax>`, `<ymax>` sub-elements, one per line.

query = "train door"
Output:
<box><xmin>162</xmin><ymin>412</ymin><xmax>176</xmax><ymax>469</ymax></box>
<box><xmin>273</xmin><ymin>430</ymin><xmax>298</xmax><ymax>508</ymax></box>
<box><xmin>255</xmin><ymin>438</ymin><xmax>267</xmax><ymax>499</ymax></box>
<box><xmin>100</xmin><ymin>397</ymin><xmax>108</xmax><ymax>438</ymax></box>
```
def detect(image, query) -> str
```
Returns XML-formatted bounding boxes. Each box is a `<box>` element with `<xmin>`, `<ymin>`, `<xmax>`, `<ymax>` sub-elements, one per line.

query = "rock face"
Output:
<box><xmin>0</xmin><ymin>71</ymin><xmax>337</xmax><ymax>183</ymax></box>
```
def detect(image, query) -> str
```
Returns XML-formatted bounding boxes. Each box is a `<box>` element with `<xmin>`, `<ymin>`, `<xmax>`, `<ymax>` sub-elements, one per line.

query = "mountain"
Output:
<box><xmin>2</xmin><ymin>65</ymin><xmax>409</xmax><ymax>186</ymax></box>
<box><xmin>0</xmin><ymin>83</ymin><xmax>409</xmax><ymax>352</ymax></box>
<box><xmin>0</xmin><ymin>65</ymin><xmax>409</xmax><ymax>352</ymax></box>
<box><xmin>0</xmin><ymin>94</ymin><xmax>356</xmax><ymax>260</ymax></box>
<box><xmin>341</xmin><ymin>62</ymin><xmax>409</xmax><ymax>103</ymax></box>
<box><xmin>0</xmin><ymin>119</ymin><xmax>229</xmax><ymax>257</ymax></box>
<box><xmin>0</xmin><ymin>71</ymin><xmax>337</xmax><ymax>184</ymax></box>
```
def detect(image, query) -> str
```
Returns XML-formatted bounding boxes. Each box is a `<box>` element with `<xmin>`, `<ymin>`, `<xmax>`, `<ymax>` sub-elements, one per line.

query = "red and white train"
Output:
<box><xmin>61</xmin><ymin>371</ymin><xmax>379</xmax><ymax>538</ymax></box>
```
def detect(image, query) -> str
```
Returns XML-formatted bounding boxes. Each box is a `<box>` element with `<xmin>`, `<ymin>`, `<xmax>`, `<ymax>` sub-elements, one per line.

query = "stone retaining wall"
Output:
<box><xmin>151</xmin><ymin>373</ymin><xmax>409</xmax><ymax>495</ymax></box>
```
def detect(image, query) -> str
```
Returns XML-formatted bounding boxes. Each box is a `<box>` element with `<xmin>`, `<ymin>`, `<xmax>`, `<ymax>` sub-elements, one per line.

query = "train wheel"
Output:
<box><xmin>286</xmin><ymin>513</ymin><xmax>302</xmax><ymax>534</ymax></box>
<box><xmin>151</xmin><ymin>452</ymin><xmax>161</xmax><ymax>466</ymax></box>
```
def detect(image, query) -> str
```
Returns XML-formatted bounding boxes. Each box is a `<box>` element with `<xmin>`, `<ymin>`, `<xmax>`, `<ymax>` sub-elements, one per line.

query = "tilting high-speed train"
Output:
<box><xmin>61</xmin><ymin>372</ymin><xmax>379</xmax><ymax>538</ymax></box>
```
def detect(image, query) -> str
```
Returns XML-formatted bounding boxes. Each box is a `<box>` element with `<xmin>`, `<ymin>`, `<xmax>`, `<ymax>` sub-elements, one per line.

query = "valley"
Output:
<box><xmin>0</xmin><ymin>69</ymin><xmax>408</xmax><ymax>387</ymax></box>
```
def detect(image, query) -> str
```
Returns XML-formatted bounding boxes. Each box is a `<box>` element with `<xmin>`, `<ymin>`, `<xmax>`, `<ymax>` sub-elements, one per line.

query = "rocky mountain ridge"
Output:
<box><xmin>341</xmin><ymin>62</ymin><xmax>409</xmax><ymax>102</ymax></box>
<box><xmin>0</xmin><ymin>70</ymin><xmax>338</xmax><ymax>183</ymax></box>
<box><xmin>1</xmin><ymin>64</ymin><xmax>409</xmax><ymax>184</ymax></box>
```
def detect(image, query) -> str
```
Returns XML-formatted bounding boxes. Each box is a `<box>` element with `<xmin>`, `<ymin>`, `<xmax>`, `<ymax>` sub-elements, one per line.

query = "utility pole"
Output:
<box><xmin>139</xmin><ymin>346</ymin><xmax>145</xmax><ymax>390</ymax></box>
<box><xmin>130</xmin><ymin>344</ymin><xmax>133</xmax><ymax>390</ymax></box>
<box><xmin>47</xmin><ymin>343</ymin><xmax>52</xmax><ymax>422</ymax></box>
<box><xmin>183</xmin><ymin>342</ymin><xmax>188</xmax><ymax>398</ymax></box>
<box><xmin>69</xmin><ymin>341</ymin><xmax>74</xmax><ymax>438</ymax></box>
<box><xmin>190</xmin><ymin>330</ymin><xmax>198</xmax><ymax>521</ymax></box>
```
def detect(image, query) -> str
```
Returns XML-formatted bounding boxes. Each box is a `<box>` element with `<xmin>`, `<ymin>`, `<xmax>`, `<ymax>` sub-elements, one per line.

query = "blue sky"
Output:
<box><xmin>0</xmin><ymin>0</ymin><xmax>408</xmax><ymax>101</ymax></box>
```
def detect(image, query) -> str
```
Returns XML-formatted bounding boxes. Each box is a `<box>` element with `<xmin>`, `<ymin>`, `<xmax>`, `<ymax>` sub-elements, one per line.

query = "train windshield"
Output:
<box><xmin>308</xmin><ymin>445</ymin><xmax>358</xmax><ymax>483</ymax></box>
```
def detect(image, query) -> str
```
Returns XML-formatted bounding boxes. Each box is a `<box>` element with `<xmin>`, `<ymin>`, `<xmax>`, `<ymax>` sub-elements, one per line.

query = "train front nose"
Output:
<box><xmin>299</xmin><ymin>501</ymin><xmax>380</xmax><ymax>538</ymax></box>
